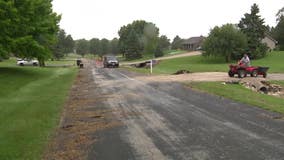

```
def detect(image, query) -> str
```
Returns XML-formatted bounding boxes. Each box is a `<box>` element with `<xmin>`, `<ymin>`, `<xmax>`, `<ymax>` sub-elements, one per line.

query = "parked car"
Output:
<box><xmin>103</xmin><ymin>56</ymin><xmax>119</xmax><ymax>68</ymax></box>
<box><xmin>17</xmin><ymin>59</ymin><xmax>39</xmax><ymax>66</ymax></box>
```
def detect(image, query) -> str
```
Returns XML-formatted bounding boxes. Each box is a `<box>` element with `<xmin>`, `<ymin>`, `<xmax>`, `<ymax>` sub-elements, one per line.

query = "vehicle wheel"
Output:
<box><xmin>228</xmin><ymin>71</ymin><xmax>234</xmax><ymax>77</ymax></box>
<box><xmin>20</xmin><ymin>63</ymin><xmax>24</xmax><ymax>66</ymax></box>
<box><xmin>251</xmin><ymin>70</ymin><xmax>258</xmax><ymax>77</ymax></box>
<box><xmin>238</xmin><ymin>70</ymin><xmax>246</xmax><ymax>78</ymax></box>
<box><xmin>263</xmin><ymin>72</ymin><xmax>267</xmax><ymax>78</ymax></box>
<box><xmin>33</xmin><ymin>63</ymin><xmax>38</xmax><ymax>66</ymax></box>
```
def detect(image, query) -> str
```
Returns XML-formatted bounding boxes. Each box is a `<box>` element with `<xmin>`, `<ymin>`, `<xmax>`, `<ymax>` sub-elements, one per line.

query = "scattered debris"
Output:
<box><xmin>61</xmin><ymin>124</ymin><xmax>74</xmax><ymax>130</ymax></box>
<box><xmin>131</xmin><ymin>60</ymin><xmax>160</xmax><ymax>68</ymax></box>
<box><xmin>173</xmin><ymin>70</ymin><xmax>191</xmax><ymax>75</ymax></box>
<box><xmin>223</xmin><ymin>78</ymin><xmax>283</xmax><ymax>97</ymax></box>
<box><xmin>43</xmin><ymin>59</ymin><xmax>122</xmax><ymax>160</ymax></box>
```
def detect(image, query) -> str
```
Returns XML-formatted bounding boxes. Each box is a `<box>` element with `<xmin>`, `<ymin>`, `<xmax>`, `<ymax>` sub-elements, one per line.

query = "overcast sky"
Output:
<box><xmin>52</xmin><ymin>0</ymin><xmax>283</xmax><ymax>41</ymax></box>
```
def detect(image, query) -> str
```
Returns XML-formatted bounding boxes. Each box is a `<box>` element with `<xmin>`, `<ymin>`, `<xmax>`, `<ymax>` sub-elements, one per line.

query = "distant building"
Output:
<box><xmin>182</xmin><ymin>36</ymin><xmax>205</xmax><ymax>51</ymax></box>
<box><xmin>261</xmin><ymin>34</ymin><xmax>278</xmax><ymax>51</ymax></box>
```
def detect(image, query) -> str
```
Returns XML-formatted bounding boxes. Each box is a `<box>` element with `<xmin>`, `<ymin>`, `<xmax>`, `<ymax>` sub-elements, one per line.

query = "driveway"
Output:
<box><xmin>45</xmin><ymin>60</ymin><xmax>284</xmax><ymax>160</ymax></box>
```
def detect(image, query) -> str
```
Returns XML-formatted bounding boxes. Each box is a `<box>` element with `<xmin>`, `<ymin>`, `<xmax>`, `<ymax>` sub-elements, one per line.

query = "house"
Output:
<box><xmin>182</xmin><ymin>36</ymin><xmax>205</xmax><ymax>51</ymax></box>
<box><xmin>261</xmin><ymin>34</ymin><xmax>278</xmax><ymax>51</ymax></box>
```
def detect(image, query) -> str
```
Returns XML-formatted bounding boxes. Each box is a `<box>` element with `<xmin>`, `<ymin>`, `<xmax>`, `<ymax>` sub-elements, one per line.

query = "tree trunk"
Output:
<box><xmin>38</xmin><ymin>58</ymin><xmax>45</xmax><ymax>67</ymax></box>
<box><xmin>225</xmin><ymin>54</ymin><xmax>231</xmax><ymax>62</ymax></box>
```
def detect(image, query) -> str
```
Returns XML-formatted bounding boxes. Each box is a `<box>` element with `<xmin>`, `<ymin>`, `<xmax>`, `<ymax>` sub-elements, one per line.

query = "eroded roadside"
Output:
<box><xmin>43</xmin><ymin>60</ymin><xmax>122</xmax><ymax>160</ymax></box>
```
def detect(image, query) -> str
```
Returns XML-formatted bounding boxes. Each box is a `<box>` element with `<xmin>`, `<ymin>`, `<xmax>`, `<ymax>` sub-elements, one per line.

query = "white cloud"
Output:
<box><xmin>52</xmin><ymin>0</ymin><xmax>283</xmax><ymax>40</ymax></box>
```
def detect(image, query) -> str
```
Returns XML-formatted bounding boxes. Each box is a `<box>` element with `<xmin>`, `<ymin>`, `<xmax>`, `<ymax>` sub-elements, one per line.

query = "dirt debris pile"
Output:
<box><xmin>224</xmin><ymin>79</ymin><xmax>283</xmax><ymax>97</ymax></box>
<box><xmin>173</xmin><ymin>70</ymin><xmax>191</xmax><ymax>75</ymax></box>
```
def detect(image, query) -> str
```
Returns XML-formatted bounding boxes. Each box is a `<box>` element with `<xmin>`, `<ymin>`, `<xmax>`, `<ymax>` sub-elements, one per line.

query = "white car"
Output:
<box><xmin>17</xmin><ymin>59</ymin><xmax>39</xmax><ymax>66</ymax></box>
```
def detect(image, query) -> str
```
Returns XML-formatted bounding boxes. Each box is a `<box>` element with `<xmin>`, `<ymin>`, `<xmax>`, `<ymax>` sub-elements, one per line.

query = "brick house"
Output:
<box><xmin>182</xmin><ymin>36</ymin><xmax>205</xmax><ymax>51</ymax></box>
<box><xmin>261</xmin><ymin>34</ymin><xmax>278</xmax><ymax>51</ymax></box>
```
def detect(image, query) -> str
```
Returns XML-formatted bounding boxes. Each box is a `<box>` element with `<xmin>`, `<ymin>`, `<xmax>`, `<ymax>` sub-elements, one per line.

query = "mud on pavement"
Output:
<box><xmin>43</xmin><ymin>60</ymin><xmax>122</xmax><ymax>160</ymax></box>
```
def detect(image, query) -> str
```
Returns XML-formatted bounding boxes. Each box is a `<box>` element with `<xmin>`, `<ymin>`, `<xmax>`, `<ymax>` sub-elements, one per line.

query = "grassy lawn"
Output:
<box><xmin>118</xmin><ymin>54</ymin><xmax>154</xmax><ymax>63</ymax></box>
<box><xmin>45</xmin><ymin>60</ymin><xmax>76</xmax><ymax>66</ymax></box>
<box><xmin>186</xmin><ymin>82</ymin><xmax>284</xmax><ymax>114</ymax></box>
<box><xmin>123</xmin><ymin>55</ymin><xmax>227</xmax><ymax>74</ymax></box>
<box><xmin>164</xmin><ymin>49</ymin><xmax>187</xmax><ymax>56</ymax></box>
<box><xmin>0</xmin><ymin>61</ymin><xmax>77</xmax><ymax>159</ymax></box>
<box><xmin>253</xmin><ymin>51</ymin><xmax>284</xmax><ymax>73</ymax></box>
<box><xmin>119</xmin><ymin>50</ymin><xmax>187</xmax><ymax>63</ymax></box>
<box><xmin>125</xmin><ymin>51</ymin><xmax>284</xmax><ymax>74</ymax></box>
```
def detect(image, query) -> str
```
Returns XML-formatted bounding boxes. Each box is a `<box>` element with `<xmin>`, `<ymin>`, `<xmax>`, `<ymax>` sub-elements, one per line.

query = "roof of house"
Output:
<box><xmin>182</xmin><ymin>36</ymin><xmax>205</xmax><ymax>45</ymax></box>
<box><xmin>264</xmin><ymin>33</ymin><xmax>278</xmax><ymax>44</ymax></box>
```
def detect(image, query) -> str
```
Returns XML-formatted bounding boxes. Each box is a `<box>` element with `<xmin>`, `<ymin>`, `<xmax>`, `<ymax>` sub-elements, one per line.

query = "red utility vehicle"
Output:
<box><xmin>228</xmin><ymin>62</ymin><xmax>269</xmax><ymax>78</ymax></box>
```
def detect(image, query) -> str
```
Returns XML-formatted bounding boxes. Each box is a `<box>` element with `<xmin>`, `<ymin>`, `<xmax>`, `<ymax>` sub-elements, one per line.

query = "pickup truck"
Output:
<box><xmin>103</xmin><ymin>56</ymin><xmax>119</xmax><ymax>68</ymax></box>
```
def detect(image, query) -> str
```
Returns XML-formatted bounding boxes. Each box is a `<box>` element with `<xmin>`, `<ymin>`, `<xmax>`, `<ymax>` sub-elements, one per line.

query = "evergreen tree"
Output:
<box><xmin>155</xmin><ymin>35</ymin><xmax>170</xmax><ymax>57</ymax></box>
<box><xmin>110</xmin><ymin>38</ymin><xmax>119</xmax><ymax>55</ymax></box>
<box><xmin>89</xmin><ymin>38</ymin><xmax>101</xmax><ymax>55</ymax></box>
<box><xmin>171</xmin><ymin>35</ymin><xmax>183</xmax><ymax>50</ymax></box>
<box><xmin>53</xmin><ymin>29</ymin><xmax>74</xmax><ymax>60</ymax></box>
<box><xmin>100</xmin><ymin>38</ymin><xmax>110</xmax><ymax>56</ymax></box>
<box><xmin>238</xmin><ymin>3</ymin><xmax>268</xmax><ymax>59</ymax></box>
<box><xmin>76</xmin><ymin>39</ymin><xmax>89</xmax><ymax>57</ymax></box>
<box><xmin>273</xmin><ymin>15</ymin><xmax>284</xmax><ymax>50</ymax></box>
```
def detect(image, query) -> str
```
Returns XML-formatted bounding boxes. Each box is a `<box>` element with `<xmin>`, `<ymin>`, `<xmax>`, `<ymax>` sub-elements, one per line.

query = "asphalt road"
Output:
<box><xmin>88</xmin><ymin>67</ymin><xmax>284</xmax><ymax>160</ymax></box>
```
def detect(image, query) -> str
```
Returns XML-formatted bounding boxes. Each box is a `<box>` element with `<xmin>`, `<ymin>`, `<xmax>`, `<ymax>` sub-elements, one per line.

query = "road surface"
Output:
<box><xmin>44</xmin><ymin>60</ymin><xmax>284</xmax><ymax>160</ymax></box>
<box><xmin>88</xmin><ymin>66</ymin><xmax>284</xmax><ymax>160</ymax></box>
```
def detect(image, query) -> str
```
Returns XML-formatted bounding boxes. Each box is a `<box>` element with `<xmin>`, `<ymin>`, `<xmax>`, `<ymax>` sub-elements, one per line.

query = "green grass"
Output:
<box><xmin>0</xmin><ymin>61</ymin><xmax>77</xmax><ymax>159</ymax></box>
<box><xmin>125</xmin><ymin>55</ymin><xmax>227</xmax><ymax>74</ymax></box>
<box><xmin>253</xmin><ymin>51</ymin><xmax>284</xmax><ymax>73</ymax></box>
<box><xmin>186</xmin><ymin>82</ymin><xmax>284</xmax><ymax>114</ymax></box>
<box><xmin>119</xmin><ymin>54</ymin><xmax>154</xmax><ymax>63</ymax></box>
<box><xmin>164</xmin><ymin>49</ymin><xmax>187</xmax><ymax>55</ymax></box>
<box><xmin>119</xmin><ymin>50</ymin><xmax>187</xmax><ymax>63</ymax></box>
<box><xmin>45</xmin><ymin>60</ymin><xmax>76</xmax><ymax>66</ymax></box>
<box><xmin>126</xmin><ymin>51</ymin><xmax>284</xmax><ymax>75</ymax></box>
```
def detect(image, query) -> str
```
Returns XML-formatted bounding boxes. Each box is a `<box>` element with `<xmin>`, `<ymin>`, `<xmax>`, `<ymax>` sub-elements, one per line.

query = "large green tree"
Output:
<box><xmin>171</xmin><ymin>35</ymin><xmax>183</xmax><ymax>50</ymax></box>
<box><xmin>155</xmin><ymin>35</ymin><xmax>170</xmax><ymax>57</ymax></box>
<box><xmin>64</xmin><ymin>35</ymin><xmax>75</xmax><ymax>54</ymax></box>
<box><xmin>202</xmin><ymin>24</ymin><xmax>248</xmax><ymax>62</ymax></box>
<box><xmin>89</xmin><ymin>38</ymin><xmax>101</xmax><ymax>55</ymax></box>
<box><xmin>143</xmin><ymin>23</ymin><xmax>159</xmax><ymax>55</ymax></box>
<box><xmin>118</xmin><ymin>20</ymin><xmax>159</xmax><ymax>60</ymax></box>
<box><xmin>238</xmin><ymin>3</ymin><xmax>268</xmax><ymax>59</ymax></box>
<box><xmin>0</xmin><ymin>0</ymin><xmax>17</xmax><ymax>60</ymax></box>
<box><xmin>100</xmin><ymin>38</ymin><xmax>110</xmax><ymax>56</ymax></box>
<box><xmin>53</xmin><ymin>29</ymin><xmax>74</xmax><ymax>59</ymax></box>
<box><xmin>76</xmin><ymin>39</ymin><xmax>89</xmax><ymax>57</ymax></box>
<box><xmin>12</xmin><ymin>0</ymin><xmax>60</xmax><ymax>66</ymax></box>
<box><xmin>273</xmin><ymin>15</ymin><xmax>284</xmax><ymax>50</ymax></box>
<box><xmin>110</xmin><ymin>38</ymin><xmax>119</xmax><ymax>55</ymax></box>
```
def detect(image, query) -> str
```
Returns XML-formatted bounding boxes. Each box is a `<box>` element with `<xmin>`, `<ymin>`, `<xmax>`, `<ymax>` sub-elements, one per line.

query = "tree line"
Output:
<box><xmin>1</xmin><ymin>2</ymin><xmax>283</xmax><ymax>65</ymax></box>
<box><xmin>74</xmin><ymin>38</ymin><xmax>119</xmax><ymax>58</ymax></box>
<box><xmin>203</xmin><ymin>4</ymin><xmax>284</xmax><ymax>62</ymax></box>
<box><xmin>73</xmin><ymin>20</ymin><xmax>171</xmax><ymax>60</ymax></box>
